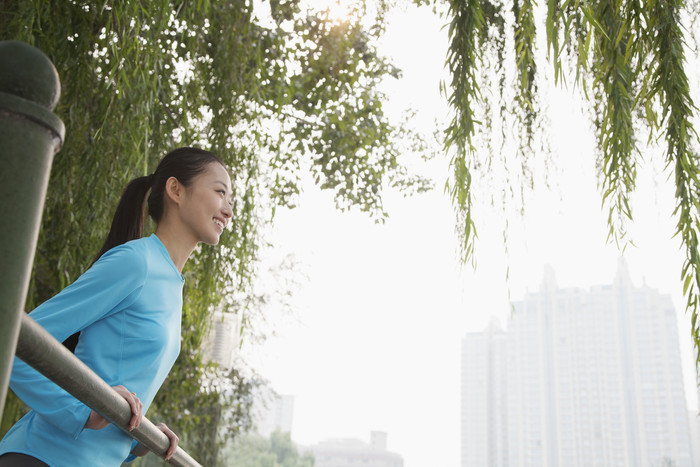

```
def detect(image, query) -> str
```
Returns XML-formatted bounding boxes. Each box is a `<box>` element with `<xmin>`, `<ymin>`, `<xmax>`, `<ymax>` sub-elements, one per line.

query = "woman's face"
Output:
<box><xmin>178</xmin><ymin>162</ymin><xmax>233</xmax><ymax>246</ymax></box>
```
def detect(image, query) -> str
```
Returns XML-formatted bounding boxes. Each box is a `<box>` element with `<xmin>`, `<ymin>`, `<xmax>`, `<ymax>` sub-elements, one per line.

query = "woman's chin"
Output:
<box><xmin>204</xmin><ymin>235</ymin><xmax>221</xmax><ymax>246</ymax></box>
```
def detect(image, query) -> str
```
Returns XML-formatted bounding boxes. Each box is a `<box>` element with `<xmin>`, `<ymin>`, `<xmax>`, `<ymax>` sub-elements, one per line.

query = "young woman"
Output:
<box><xmin>0</xmin><ymin>147</ymin><xmax>233</xmax><ymax>466</ymax></box>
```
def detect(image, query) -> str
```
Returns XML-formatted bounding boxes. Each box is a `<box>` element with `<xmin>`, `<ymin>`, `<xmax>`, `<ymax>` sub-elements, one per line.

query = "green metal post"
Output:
<box><xmin>0</xmin><ymin>40</ymin><xmax>65</xmax><ymax>420</ymax></box>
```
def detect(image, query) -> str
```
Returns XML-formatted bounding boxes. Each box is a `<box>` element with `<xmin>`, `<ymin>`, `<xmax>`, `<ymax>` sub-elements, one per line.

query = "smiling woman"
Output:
<box><xmin>156</xmin><ymin>160</ymin><xmax>233</xmax><ymax>267</ymax></box>
<box><xmin>0</xmin><ymin>147</ymin><xmax>233</xmax><ymax>467</ymax></box>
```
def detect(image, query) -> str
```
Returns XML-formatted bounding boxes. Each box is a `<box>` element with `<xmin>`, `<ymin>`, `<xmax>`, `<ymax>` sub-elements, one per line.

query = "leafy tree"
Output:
<box><xmin>220</xmin><ymin>430</ymin><xmax>315</xmax><ymax>467</ymax></box>
<box><xmin>440</xmin><ymin>0</ymin><xmax>700</xmax><ymax>366</ymax></box>
<box><xmin>131</xmin><ymin>365</ymin><xmax>264</xmax><ymax>467</ymax></box>
<box><xmin>0</xmin><ymin>0</ymin><xmax>428</xmax><ymax>461</ymax></box>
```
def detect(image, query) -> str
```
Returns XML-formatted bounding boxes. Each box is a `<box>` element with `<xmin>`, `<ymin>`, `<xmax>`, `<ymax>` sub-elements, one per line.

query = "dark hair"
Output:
<box><xmin>94</xmin><ymin>147</ymin><xmax>225</xmax><ymax>263</ymax></box>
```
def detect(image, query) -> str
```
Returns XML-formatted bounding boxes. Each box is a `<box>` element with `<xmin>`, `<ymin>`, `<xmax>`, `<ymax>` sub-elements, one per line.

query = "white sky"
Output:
<box><xmin>243</xmin><ymin>4</ymin><xmax>700</xmax><ymax>467</ymax></box>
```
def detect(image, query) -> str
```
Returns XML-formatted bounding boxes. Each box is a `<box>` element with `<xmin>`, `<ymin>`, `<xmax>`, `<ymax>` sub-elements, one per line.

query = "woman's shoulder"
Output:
<box><xmin>58</xmin><ymin>238</ymin><xmax>152</xmax><ymax>301</ymax></box>
<box><xmin>94</xmin><ymin>235</ymin><xmax>178</xmax><ymax>282</ymax></box>
<box><xmin>94</xmin><ymin>237</ymin><xmax>151</xmax><ymax>275</ymax></box>
<box><xmin>100</xmin><ymin>239</ymin><xmax>142</xmax><ymax>258</ymax></box>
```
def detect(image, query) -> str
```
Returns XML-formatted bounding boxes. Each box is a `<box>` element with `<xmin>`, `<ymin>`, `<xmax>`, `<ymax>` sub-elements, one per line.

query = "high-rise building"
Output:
<box><xmin>202</xmin><ymin>309</ymin><xmax>239</xmax><ymax>369</ymax></box>
<box><xmin>461</xmin><ymin>317</ymin><xmax>508</xmax><ymax>466</ymax></box>
<box><xmin>692</xmin><ymin>370</ymin><xmax>700</xmax><ymax>467</ymax></box>
<box><xmin>462</xmin><ymin>260</ymin><xmax>696</xmax><ymax>467</ymax></box>
<box><xmin>690</xmin><ymin>409</ymin><xmax>700</xmax><ymax>467</ymax></box>
<box><xmin>256</xmin><ymin>393</ymin><xmax>295</xmax><ymax>437</ymax></box>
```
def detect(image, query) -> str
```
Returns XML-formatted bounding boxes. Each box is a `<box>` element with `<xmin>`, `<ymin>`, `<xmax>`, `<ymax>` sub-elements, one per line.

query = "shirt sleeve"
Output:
<box><xmin>9</xmin><ymin>243</ymin><xmax>147</xmax><ymax>439</ymax></box>
<box><xmin>124</xmin><ymin>439</ymin><xmax>140</xmax><ymax>463</ymax></box>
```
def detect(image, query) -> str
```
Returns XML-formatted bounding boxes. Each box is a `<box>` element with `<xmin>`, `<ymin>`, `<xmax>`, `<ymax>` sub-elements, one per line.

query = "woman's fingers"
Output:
<box><xmin>95</xmin><ymin>385</ymin><xmax>179</xmax><ymax>462</ymax></box>
<box><xmin>85</xmin><ymin>385</ymin><xmax>144</xmax><ymax>432</ymax></box>
<box><xmin>157</xmin><ymin>423</ymin><xmax>179</xmax><ymax>460</ymax></box>
<box><xmin>130</xmin><ymin>422</ymin><xmax>179</xmax><ymax>459</ymax></box>
<box><xmin>112</xmin><ymin>385</ymin><xmax>143</xmax><ymax>430</ymax></box>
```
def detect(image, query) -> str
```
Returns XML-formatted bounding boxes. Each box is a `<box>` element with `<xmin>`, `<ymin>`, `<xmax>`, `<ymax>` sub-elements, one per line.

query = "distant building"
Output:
<box><xmin>462</xmin><ymin>260</ymin><xmax>695</xmax><ymax>467</ymax></box>
<box><xmin>461</xmin><ymin>317</ymin><xmax>508</xmax><ymax>466</ymax></box>
<box><xmin>690</xmin><ymin>410</ymin><xmax>699</xmax><ymax>467</ymax></box>
<box><xmin>693</xmin><ymin>370</ymin><xmax>700</xmax><ymax>467</ymax></box>
<box><xmin>308</xmin><ymin>431</ymin><xmax>403</xmax><ymax>467</ymax></box>
<box><xmin>256</xmin><ymin>393</ymin><xmax>295</xmax><ymax>437</ymax></box>
<box><xmin>202</xmin><ymin>310</ymin><xmax>239</xmax><ymax>369</ymax></box>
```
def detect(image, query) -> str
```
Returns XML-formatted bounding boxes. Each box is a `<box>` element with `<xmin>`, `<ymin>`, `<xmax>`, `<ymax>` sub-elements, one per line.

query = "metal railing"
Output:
<box><xmin>0</xmin><ymin>40</ymin><xmax>202</xmax><ymax>467</ymax></box>
<box><xmin>17</xmin><ymin>314</ymin><xmax>201</xmax><ymax>467</ymax></box>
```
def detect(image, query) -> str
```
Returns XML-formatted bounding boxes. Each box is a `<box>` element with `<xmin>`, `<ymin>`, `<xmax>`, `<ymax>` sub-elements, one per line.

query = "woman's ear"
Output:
<box><xmin>164</xmin><ymin>177</ymin><xmax>182</xmax><ymax>205</ymax></box>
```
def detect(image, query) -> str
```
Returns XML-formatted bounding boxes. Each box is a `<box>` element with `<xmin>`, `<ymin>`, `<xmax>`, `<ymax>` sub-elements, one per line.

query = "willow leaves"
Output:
<box><xmin>443</xmin><ymin>0</ymin><xmax>700</xmax><ymax>366</ymax></box>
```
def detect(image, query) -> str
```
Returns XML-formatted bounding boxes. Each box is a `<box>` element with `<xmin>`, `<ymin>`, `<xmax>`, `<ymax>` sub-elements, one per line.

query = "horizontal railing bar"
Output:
<box><xmin>15</xmin><ymin>314</ymin><xmax>202</xmax><ymax>467</ymax></box>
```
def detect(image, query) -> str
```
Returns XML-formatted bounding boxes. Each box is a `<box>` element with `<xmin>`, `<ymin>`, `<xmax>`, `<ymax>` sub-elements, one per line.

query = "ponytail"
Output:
<box><xmin>64</xmin><ymin>175</ymin><xmax>153</xmax><ymax>352</ymax></box>
<box><xmin>92</xmin><ymin>174</ymin><xmax>154</xmax><ymax>264</ymax></box>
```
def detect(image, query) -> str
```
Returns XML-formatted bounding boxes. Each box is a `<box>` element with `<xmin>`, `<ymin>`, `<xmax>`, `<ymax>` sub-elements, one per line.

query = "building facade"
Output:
<box><xmin>308</xmin><ymin>431</ymin><xmax>403</xmax><ymax>467</ymax></box>
<box><xmin>690</xmin><ymin>409</ymin><xmax>700</xmax><ymax>467</ymax></box>
<box><xmin>256</xmin><ymin>393</ymin><xmax>295</xmax><ymax>437</ymax></box>
<box><xmin>462</xmin><ymin>261</ymin><xmax>696</xmax><ymax>467</ymax></box>
<box><xmin>692</xmin><ymin>370</ymin><xmax>700</xmax><ymax>467</ymax></box>
<box><xmin>461</xmin><ymin>317</ymin><xmax>508</xmax><ymax>466</ymax></box>
<box><xmin>202</xmin><ymin>309</ymin><xmax>239</xmax><ymax>369</ymax></box>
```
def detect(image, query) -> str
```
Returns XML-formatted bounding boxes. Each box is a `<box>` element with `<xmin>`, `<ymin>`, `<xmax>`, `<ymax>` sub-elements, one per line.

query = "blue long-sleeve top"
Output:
<box><xmin>0</xmin><ymin>234</ymin><xmax>184</xmax><ymax>467</ymax></box>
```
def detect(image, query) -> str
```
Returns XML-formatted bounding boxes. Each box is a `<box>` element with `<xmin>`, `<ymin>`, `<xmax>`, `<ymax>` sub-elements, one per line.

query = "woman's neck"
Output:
<box><xmin>154</xmin><ymin>222</ymin><xmax>196</xmax><ymax>273</ymax></box>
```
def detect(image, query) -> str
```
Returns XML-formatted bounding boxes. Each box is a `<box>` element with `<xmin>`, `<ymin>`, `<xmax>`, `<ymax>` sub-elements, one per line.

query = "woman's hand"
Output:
<box><xmin>84</xmin><ymin>385</ymin><xmax>142</xmax><ymax>431</ymax></box>
<box><xmin>158</xmin><ymin>423</ymin><xmax>179</xmax><ymax>460</ymax></box>
<box><xmin>131</xmin><ymin>423</ymin><xmax>179</xmax><ymax>460</ymax></box>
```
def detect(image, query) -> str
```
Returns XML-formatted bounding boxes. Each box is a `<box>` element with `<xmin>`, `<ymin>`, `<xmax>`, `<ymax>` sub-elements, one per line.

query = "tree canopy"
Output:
<box><xmin>220</xmin><ymin>430</ymin><xmax>315</xmax><ymax>467</ymax></box>
<box><xmin>0</xmin><ymin>0</ymin><xmax>428</xmax><ymax>461</ymax></box>
<box><xmin>441</xmin><ymin>0</ymin><xmax>700</xmax><ymax>366</ymax></box>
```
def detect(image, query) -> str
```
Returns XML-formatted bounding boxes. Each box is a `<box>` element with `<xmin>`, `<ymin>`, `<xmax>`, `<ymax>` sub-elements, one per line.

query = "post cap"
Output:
<box><xmin>0</xmin><ymin>40</ymin><xmax>61</xmax><ymax>111</ymax></box>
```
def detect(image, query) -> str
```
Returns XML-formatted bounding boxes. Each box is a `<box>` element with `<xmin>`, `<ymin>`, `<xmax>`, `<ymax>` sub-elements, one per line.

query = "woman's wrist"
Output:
<box><xmin>84</xmin><ymin>410</ymin><xmax>109</xmax><ymax>430</ymax></box>
<box><xmin>131</xmin><ymin>442</ymin><xmax>149</xmax><ymax>457</ymax></box>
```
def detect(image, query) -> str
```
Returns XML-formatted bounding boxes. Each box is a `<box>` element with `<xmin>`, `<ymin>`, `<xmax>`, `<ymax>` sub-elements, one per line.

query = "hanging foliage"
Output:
<box><xmin>442</xmin><ymin>0</ymin><xmax>700</xmax><ymax>366</ymax></box>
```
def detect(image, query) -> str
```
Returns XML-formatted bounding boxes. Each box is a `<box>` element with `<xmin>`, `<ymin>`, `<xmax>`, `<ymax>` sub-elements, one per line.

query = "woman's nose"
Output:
<box><xmin>223</xmin><ymin>202</ymin><xmax>233</xmax><ymax>218</ymax></box>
